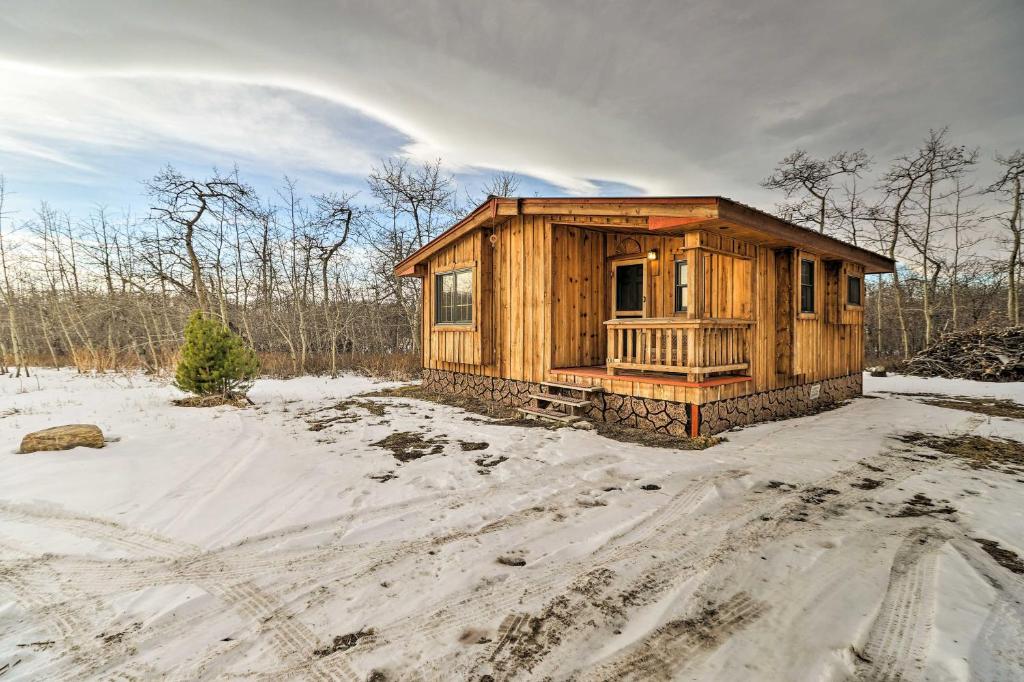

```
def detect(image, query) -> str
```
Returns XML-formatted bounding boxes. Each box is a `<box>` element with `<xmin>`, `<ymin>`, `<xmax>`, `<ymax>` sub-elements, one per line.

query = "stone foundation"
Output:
<box><xmin>421</xmin><ymin>368</ymin><xmax>692</xmax><ymax>436</ymax></box>
<box><xmin>421</xmin><ymin>369</ymin><xmax>541</xmax><ymax>407</ymax></box>
<box><xmin>422</xmin><ymin>369</ymin><xmax>862</xmax><ymax>437</ymax></box>
<box><xmin>698</xmin><ymin>373</ymin><xmax>863</xmax><ymax>435</ymax></box>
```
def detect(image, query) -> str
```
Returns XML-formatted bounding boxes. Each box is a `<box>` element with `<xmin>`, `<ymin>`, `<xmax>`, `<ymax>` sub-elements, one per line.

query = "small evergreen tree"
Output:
<box><xmin>175</xmin><ymin>311</ymin><xmax>259</xmax><ymax>399</ymax></box>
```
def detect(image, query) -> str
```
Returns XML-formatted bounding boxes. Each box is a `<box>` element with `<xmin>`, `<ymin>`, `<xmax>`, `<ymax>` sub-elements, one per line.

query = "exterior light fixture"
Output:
<box><xmin>647</xmin><ymin>249</ymin><xmax>658</xmax><ymax>261</ymax></box>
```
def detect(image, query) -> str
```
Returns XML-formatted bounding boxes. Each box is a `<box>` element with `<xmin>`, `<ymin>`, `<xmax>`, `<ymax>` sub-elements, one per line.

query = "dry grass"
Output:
<box><xmin>257</xmin><ymin>352</ymin><xmax>420</xmax><ymax>380</ymax></box>
<box><xmin>890</xmin><ymin>393</ymin><xmax>1024</xmax><ymax>420</ymax></box>
<box><xmin>10</xmin><ymin>351</ymin><xmax>421</xmax><ymax>381</ymax></box>
<box><xmin>370</xmin><ymin>431</ymin><xmax>446</xmax><ymax>462</ymax></box>
<box><xmin>360</xmin><ymin>384</ymin><xmax>526</xmax><ymax>421</ymax></box>
<box><xmin>172</xmin><ymin>395</ymin><xmax>251</xmax><ymax>408</ymax></box>
<box><xmin>895</xmin><ymin>431</ymin><xmax>1024</xmax><ymax>476</ymax></box>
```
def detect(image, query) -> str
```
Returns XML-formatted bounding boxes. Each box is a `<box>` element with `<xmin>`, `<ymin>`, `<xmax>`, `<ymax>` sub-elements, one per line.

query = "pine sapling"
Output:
<box><xmin>175</xmin><ymin>311</ymin><xmax>259</xmax><ymax>401</ymax></box>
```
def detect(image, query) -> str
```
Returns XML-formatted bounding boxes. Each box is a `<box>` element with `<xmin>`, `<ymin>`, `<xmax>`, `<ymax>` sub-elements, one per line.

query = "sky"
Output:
<box><xmin>0</xmin><ymin>0</ymin><xmax>1022</xmax><ymax>223</ymax></box>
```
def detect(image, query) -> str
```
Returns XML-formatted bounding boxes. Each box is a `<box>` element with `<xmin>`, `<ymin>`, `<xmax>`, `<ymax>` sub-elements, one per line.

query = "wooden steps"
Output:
<box><xmin>528</xmin><ymin>393</ymin><xmax>591</xmax><ymax>409</ymax></box>
<box><xmin>518</xmin><ymin>381</ymin><xmax>599</xmax><ymax>425</ymax></box>
<box><xmin>516</xmin><ymin>406</ymin><xmax>580</xmax><ymax>424</ymax></box>
<box><xmin>539</xmin><ymin>381</ymin><xmax>603</xmax><ymax>395</ymax></box>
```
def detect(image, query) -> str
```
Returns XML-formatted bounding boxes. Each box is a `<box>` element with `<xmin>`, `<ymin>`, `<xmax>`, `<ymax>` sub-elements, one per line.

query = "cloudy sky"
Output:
<box><xmin>1</xmin><ymin>0</ymin><xmax>1022</xmax><ymax>217</ymax></box>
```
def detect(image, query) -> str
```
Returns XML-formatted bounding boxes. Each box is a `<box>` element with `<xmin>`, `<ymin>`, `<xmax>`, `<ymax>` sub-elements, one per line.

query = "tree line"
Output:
<box><xmin>761</xmin><ymin>128</ymin><xmax>1022</xmax><ymax>360</ymax></box>
<box><xmin>0</xmin><ymin>128</ymin><xmax>1021</xmax><ymax>377</ymax></box>
<box><xmin>0</xmin><ymin>161</ymin><xmax>519</xmax><ymax>377</ymax></box>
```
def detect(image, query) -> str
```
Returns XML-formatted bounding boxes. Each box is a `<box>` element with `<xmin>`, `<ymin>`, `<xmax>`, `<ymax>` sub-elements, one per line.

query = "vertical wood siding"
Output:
<box><xmin>422</xmin><ymin>217</ymin><xmax>866</xmax><ymax>404</ymax></box>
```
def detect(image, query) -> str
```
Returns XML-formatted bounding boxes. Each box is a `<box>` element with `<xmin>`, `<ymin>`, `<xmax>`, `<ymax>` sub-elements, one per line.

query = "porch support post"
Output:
<box><xmin>606</xmin><ymin>325</ymin><xmax>617</xmax><ymax>375</ymax></box>
<box><xmin>684</xmin><ymin>247</ymin><xmax>706</xmax><ymax>320</ymax></box>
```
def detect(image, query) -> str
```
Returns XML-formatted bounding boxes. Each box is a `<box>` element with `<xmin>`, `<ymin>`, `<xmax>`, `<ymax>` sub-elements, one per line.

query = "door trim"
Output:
<box><xmin>611</xmin><ymin>257</ymin><xmax>648</xmax><ymax>318</ymax></box>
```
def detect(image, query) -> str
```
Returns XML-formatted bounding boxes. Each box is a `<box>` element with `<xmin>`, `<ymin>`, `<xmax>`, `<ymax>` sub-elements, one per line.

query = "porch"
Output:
<box><xmin>549</xmin><ymin>364</ymin><xmax>752</xmax><ymax>389</ymax></box>
<box><xmin>603</xmin><ymin>317</ymin><xmax>753</xmax><ymax>382</ymax></box>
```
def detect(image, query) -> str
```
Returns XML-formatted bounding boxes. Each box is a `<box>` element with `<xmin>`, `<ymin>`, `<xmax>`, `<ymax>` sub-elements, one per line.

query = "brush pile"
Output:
<box><xmin>903</xmin><ymin>326</ymin><xmax>1024</xmax><ymax>382</ymax></box>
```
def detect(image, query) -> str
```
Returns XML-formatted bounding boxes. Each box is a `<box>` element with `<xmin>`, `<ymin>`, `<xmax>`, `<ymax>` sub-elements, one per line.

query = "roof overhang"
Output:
<box><xmin>394</xmin><ymin>196</ymin><xmax>895</xmax><ymax>276</ymax></box>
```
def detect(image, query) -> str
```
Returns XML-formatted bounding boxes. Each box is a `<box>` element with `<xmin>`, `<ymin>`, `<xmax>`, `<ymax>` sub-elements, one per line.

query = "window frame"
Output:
<box><xmin>846</xmin><ymin>274</ymin><xmax>863</xmax><ymax>308</ymax></box>
<box><xmin>799</xmin><ymin>257</ymin><xmax>816</xmax><ymax>316</ymax></box>
<box><xmin>673</xmin><ymin>259</ymin><xmax>689</xmax><ymax>314</ymax></box>
<box><xmin>433</xmin><ymin>266</ymin><xmax>475</xmax><ymax>327</ymax></box>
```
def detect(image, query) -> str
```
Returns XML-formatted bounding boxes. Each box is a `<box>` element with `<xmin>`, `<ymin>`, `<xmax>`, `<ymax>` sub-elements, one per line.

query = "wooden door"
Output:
<box><xmin>612</xmin><ymin>258</ymin><xmax>646</xmax><ymax>318</ymax></box>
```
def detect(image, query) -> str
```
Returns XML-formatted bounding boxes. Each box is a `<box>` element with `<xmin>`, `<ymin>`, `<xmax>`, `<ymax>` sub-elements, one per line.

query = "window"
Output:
<box><xmin>799</xmin><ymin>258</ymin><xmax>815</xmax><ymax>313</ymax></box>
<box><xmin>435</xmin><ymin>268</ymin><xmax>473</xmax><ymax>324</ymax></box>
<box><xmin>674</xmin><ymin>260</ymin><xmax>688</xmax><ymax>313</ymax></box>
<box><xmin>847</xmin><ymin>275</ymin><xmax>862</xmax><ymax>306</ymax></box>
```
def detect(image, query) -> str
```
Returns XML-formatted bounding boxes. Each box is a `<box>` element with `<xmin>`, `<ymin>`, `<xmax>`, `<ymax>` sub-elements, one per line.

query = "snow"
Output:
<box><xmin>1</xmin><ymin>369</ymin><xmax>1023</xmax><ymax>680</ymax></box>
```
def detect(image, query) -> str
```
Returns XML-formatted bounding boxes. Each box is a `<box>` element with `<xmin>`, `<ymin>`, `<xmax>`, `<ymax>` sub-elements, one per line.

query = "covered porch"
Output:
<box><xmin>603</xmin><ymin>317</ymin><xmax>753</xmax><ymax>382</ymax></box>
<box><xmin>547</xmin><ymin>222</ymin><xmax>758</xmax><ymax>391</ymax></box>
<box><xmin>552</xmin><ymin>316</ymin><xmax>753</xmax><ymax>390</ymax></box>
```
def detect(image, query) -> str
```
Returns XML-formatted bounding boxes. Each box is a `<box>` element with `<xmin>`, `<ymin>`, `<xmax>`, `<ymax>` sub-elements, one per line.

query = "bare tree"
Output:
<box><xmin>871</xmin><ymin>129</ymin><xmax>973</xmax><ymax>356</ymax></box>
<box><xmin>0</xmin><ymin>176</ymin><xmax>28</xmax><ymax>376</ymax></box>
<box><xmin>904</xmin><ymin>129</ymin><xmax>978</xmax><ymax>344</ymax></box>
<box><xmin>762</xmin><ymin>149</ymin><xmax>871</xmax><ymax>233</ymax></box>
<box><xmin>478</xmin><ymin>171</ymin><xmax>521</xmax><ymax>202</ymax></box>
<box><xmin>147</xmin><ymin>166</ymin><xmax>259</xmax><ymax>313</ymax></box>
<box><xmin>986</xmin><ymin>150</ymin><xmax>1024</xmax><ymax>324</ymax></box>
<box><xmin>941</xmin><ymin>176</ymin><xmax>985</xmax><ymax>330</ymax></box>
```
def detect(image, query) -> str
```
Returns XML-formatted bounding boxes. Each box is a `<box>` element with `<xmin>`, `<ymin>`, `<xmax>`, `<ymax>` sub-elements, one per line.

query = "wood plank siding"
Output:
<box><xmin>406</xmin><ymin>197</ymin><xmax>893</xmax><ymax>407</ymax></box>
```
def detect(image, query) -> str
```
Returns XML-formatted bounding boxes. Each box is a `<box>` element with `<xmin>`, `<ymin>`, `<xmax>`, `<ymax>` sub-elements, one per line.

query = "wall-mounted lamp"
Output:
<box><xmin>647</xmin><ymin>249</ymin><xmax>658</xmax><ymax>261</ymax></box>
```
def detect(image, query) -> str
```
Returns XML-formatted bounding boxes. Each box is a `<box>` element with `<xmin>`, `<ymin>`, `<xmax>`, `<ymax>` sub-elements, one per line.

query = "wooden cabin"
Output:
<box><xmin>395</xmin><ymin>197</ymin><xmax>894</xmax><ymax>436</ymax></box>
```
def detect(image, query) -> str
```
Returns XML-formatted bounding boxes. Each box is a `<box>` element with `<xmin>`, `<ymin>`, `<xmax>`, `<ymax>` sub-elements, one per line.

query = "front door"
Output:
<box><xmin>612</xmin><ymin>259</ymin><xmax>646</xmax><ymax>318</ymax></box>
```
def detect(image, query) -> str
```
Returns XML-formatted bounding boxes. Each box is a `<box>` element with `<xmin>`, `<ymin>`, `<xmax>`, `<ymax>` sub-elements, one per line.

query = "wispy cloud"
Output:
<box><xmin>0</xmin><ymin>0</ymin><xmax>1021</xmax><ymax>213</ymax></box>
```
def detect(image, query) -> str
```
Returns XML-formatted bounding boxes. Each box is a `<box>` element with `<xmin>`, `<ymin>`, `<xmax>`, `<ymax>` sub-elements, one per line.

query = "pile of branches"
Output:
<box><xmin>903</xmin><ymin>326</ymin><xmax>1024</xmax><ymax>382</ymax></box>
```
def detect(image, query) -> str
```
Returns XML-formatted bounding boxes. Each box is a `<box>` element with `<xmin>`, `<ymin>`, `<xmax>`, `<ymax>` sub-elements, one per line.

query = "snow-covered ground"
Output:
<box><xmin>1</xmin><ymin>370</ymin><xmax>1023</xmax><ymax>680</ymax></box>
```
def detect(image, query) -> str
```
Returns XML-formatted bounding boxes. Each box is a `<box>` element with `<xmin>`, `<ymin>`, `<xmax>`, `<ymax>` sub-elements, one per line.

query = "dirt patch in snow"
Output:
<box><xmin>489</xmin><ymin>568</ymin><xmax>618</xmax><ymax>674</ymax></box>
<box><xmin>330</xmin><ymin>398</ymin><xmax>390</xmax><ymax>417</ymax></box>
<box><xmin>371</xmin><ymin>431</ymin><xmax>446</xmax><ymax>462</ymax></box>
<box><xmin>658</xmin><ymin>594</ymin><xmax>762</xmax><ymax>650</ymax></box>
<box><xmin>592</xmin><ymin>422</ymin><xmax>720</xmax><ymax>450</ymax></box>
<box><xmin>895</xmin><ymin>431</ymin><xmax>1024</xmax><ymax>475</ymax></box>
<box><xmin>97</xmin><ymin>622</ymin><xmax>142</xmax><ymax>645</ymax></box>
<box><xmin>172</xmin><ymin>395</ymin><xmax>250</xmax><ymax>408</ymax></box>
<box><xmin>496</xmin><ymin>554</ymin><xmax>527</xmax><ymax>567</ymax></box>
<box><xmin>475</xmin><ymin>455</ymin><xmax>507</xmax><ymax>475</ymax></box>
<box><xmin>889</xmin><ymin>493</ymin><xmax>957</xmax><ymax>518</ymax></box>
<box><xmin>891</xmin><ymin>392</ymin><xmax>1024</xmax><ymax>419</ymax></box>
<box><xmin>459</xmin><ymin>441</ymin><xmax>489</xmax><ymax>451</ymax></box>
<box><xmin>312</xmin><ymin>629</ymin><xmax>374</xmax><ymax>657</ymax></box>
<box><xmin>800</xmin><ymin>487</ymin><xmax>840</xmax><ymax>504</ymax></box>
<box><xmin>360</xmin><ymin>385</ymin><xmax>524</xmax><ymax>421</ymax></box>
<box><xmin>973</xmin><ymin>538</ymin><xmax>1024</xmax><ymax>574</ymax></box>
<box><xmin>305</xmin><ymin>398</ymin><xmax>395</xmax><ymax>430</ymax></box>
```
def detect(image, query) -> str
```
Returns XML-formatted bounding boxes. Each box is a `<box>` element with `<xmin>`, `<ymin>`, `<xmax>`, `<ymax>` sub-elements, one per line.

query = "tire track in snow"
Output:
<box><xmin>482</xmin><ymin>451</ymin><xmax>928</xmax><ymax>679</ymax></box>
<box><xmin>579</xmin><ymin>592</ymin><xmax>765</xmax><ymax>681</ymax></box>
<box><xmin>0</xmin><ymin>559</ymin><xmax>120</xmax><ymax>681</ymax></box>
<box><xmin>394</xmin><ymin>470</ymin><xmax>748</xmax><ymax>651</ymax></box>
<box><xmin>0</xmin><ymin>506</ymin><xmax>362</xmax><ymax>681</ymax></box>
<box><xmin>949</xmin><ymin>536</ymin><xmax>1024</xmax><ymax>682</ymax></box>
<box><xmin>854</xmin><ymin>527</ymin><xmax>947</xmax><ymax>682</ymax></box>
<box><xmin>0</xmin><ymin>454</ymin><xmax>603</xmax><ymax>680</ymax></box>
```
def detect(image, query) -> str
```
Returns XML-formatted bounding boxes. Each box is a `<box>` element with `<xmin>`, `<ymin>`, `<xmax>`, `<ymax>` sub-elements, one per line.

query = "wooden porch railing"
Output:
<box><xmin>604</xmin><ymin>318</ymin><xmax>753</xmax><ymax>380</ymax></box>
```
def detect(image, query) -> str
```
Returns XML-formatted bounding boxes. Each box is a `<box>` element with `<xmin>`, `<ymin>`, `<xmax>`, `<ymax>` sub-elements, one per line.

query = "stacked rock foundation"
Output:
<box><xmin>698</xmin><ymin>373</ymin><xmax>862</xmax><ymax>435</ymax></box>
<box><xmin>421</xmin><ymin>369</ymin><xmax>862</xmax><ymax>437</ymax></box>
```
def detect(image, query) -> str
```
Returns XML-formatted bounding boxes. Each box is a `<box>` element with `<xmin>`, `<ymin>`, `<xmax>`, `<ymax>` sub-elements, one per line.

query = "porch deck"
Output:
<box><xmin>550</xmin><ymin>365</ymin><xmax>752</xmax><ymax>389</ymax></box>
